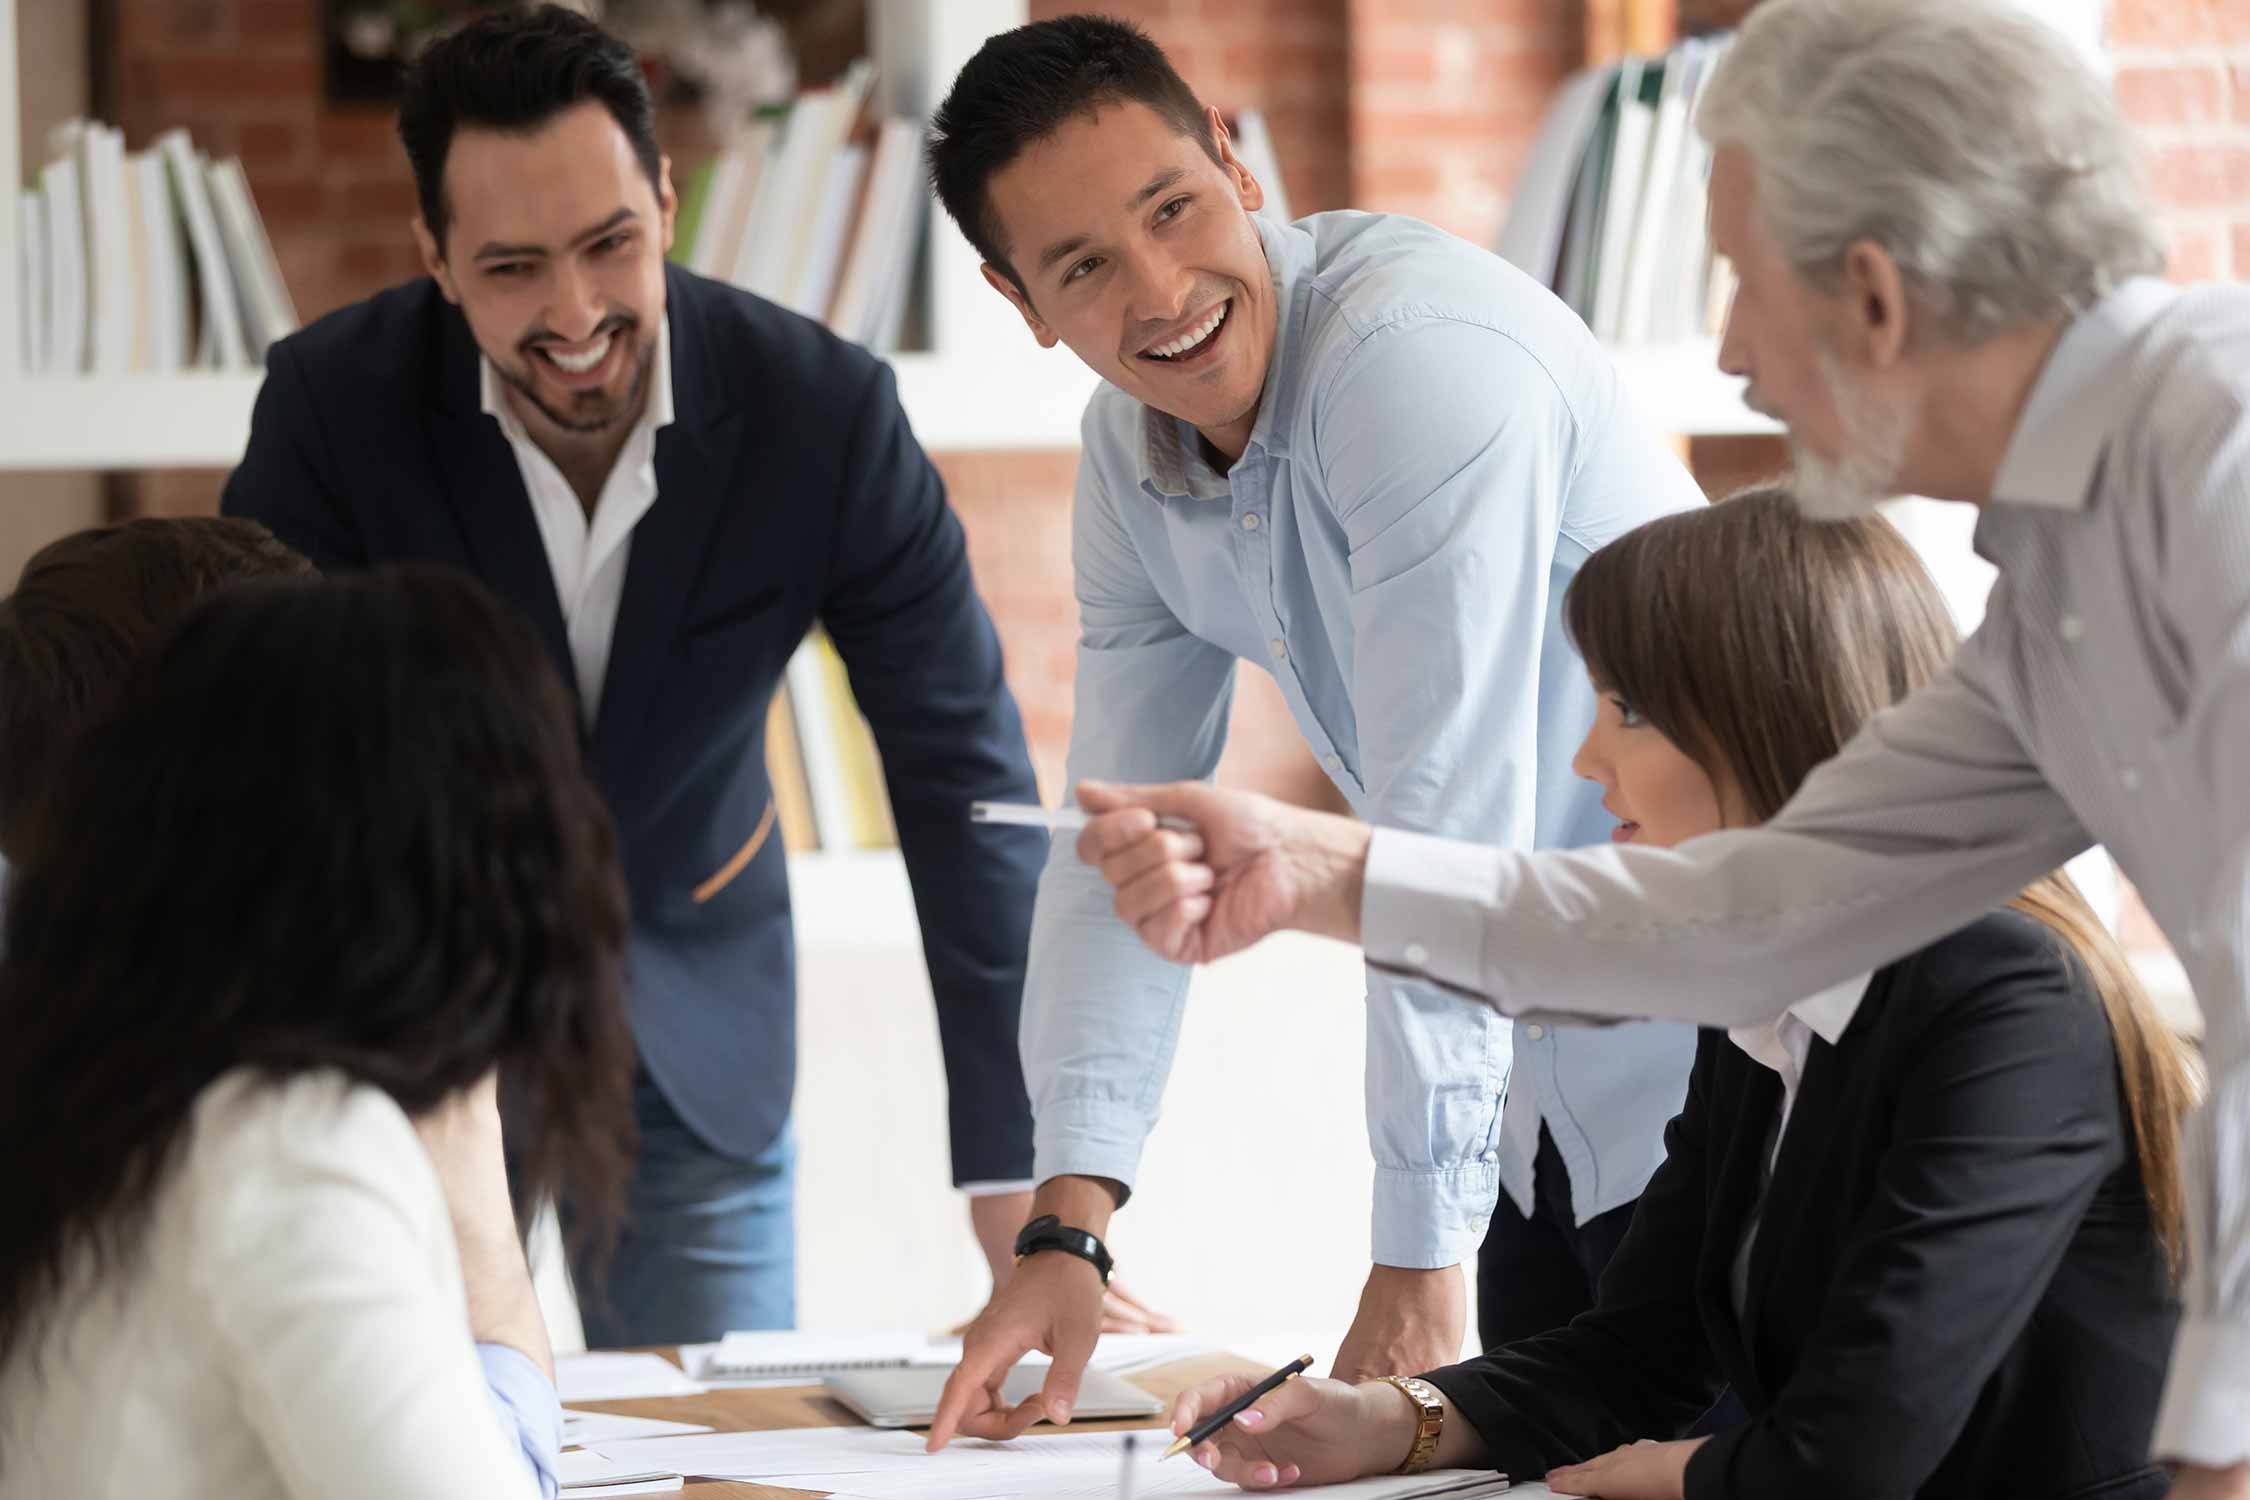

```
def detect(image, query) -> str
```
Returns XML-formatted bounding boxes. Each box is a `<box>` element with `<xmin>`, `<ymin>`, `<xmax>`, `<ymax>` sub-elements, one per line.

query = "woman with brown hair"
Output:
<box><xmin>1139</xmin><ymin>489</ymin><xmax>2197</xmax><ymax>1499</ymax></box>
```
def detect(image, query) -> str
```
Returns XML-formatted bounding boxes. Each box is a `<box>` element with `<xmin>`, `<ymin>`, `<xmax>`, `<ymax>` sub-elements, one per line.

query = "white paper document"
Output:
<box><xmin>557</xmin><ymin>1447</ymin><xmax>684</xmax><ymax>1494</ymax></box>
<box><xmin>554</xmin><ymin>1350</ymin><xmax>709</xmax><ymax>1402</ymax></box>
<box><xmin>563</xmin><ymin>1410</ymin><xmax>714</xmax><ymax>1448</ymax></box>
<box><xmin>593</xmin><ymin>1426</ymin><xmax>1518</xmax><ymax>1499</ymax></box>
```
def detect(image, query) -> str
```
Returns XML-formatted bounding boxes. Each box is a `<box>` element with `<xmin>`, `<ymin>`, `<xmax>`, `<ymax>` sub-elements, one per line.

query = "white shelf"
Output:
<box><xmin>891</xmin><ymin>349</ymin><xmax>1099</xmax><ymax>451</ymax></box>
<box><xmin>0</xmin><ymin>341</ymin><xmax>1766</xmax><ymax>471</ymax></box>
<box><xmin>0</xmin><ymin>374</ymin><xmax>263</xmax><ymax>469</ymax></box>
<box><xmin>0</xmin><ymin>354</ymin><xmax>1103</xmax><ymax>470</ymax></box>
<box><xmin>1609</xmin><ymin>340</ymin><xmax>1778</xmax><ymax>437</ymax></box>
<box><xmin>787</xmin><ymin>846</ymin><xmax>920</xmax><ymax>949</ymax></box>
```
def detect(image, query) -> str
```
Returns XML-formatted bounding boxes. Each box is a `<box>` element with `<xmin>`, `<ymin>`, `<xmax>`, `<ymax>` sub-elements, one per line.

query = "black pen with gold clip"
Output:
<box><xmin>1161</xmin><ymin>1354</ymin><xmax>1316</xmax><ymax>1461</ymax></box>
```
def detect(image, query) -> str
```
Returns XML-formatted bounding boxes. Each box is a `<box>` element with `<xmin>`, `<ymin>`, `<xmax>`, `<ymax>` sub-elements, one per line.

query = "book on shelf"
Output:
<box><xmin>770</xmin><ymin>630</ymin><xmax>898</xmax><ymax>856</ymax></box>
<box><xmin>673</xmin><ymin>74</ymin><xmax>1293</xmax><ymax>359</ymax></box>
<box><xmin>18</xmin><ymin>191</ymin><xmax>45</xmax><ymax>374</ymax></box>
<box><xmin>18</xmin><ymin>119</ymin><xmax>293</xmax><ymax>377</ymax></box>
<box><xmin>1500</xmin><ymin>35</ymin><xmax>1735</xmax><ymax>349</ymax></box>
<box><xmin>672</xmin><ymin>69</ymin><xmax>927</xmax><ymax>356</ymax></box>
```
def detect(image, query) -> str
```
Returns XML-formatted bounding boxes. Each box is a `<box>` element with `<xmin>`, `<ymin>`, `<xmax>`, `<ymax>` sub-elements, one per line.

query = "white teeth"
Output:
<box><xmin>545</xmin><ymin>333</ymin><xmax>612</xmax><ymax>373</ymax></box>
<box><xmin>1147</xmin><ymin>302</ymin><xmax>1227</xmax><ymax>359</ymax></box>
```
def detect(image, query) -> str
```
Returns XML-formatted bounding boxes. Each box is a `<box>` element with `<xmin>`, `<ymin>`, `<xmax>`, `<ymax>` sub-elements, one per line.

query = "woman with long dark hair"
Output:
<box><xmin>0</xmin><ymin>568</ymin><xmax>636</xmax><ymax>1498</ymax></box>
<box><xmin>1122</xmin><ymin>490</ymin><xmax>2196</xmax><ymax>1499</ymax></box>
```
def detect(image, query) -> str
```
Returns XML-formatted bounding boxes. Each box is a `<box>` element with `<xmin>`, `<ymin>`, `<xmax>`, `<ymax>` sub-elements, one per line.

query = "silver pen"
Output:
<box><xmin>970</xmin><ymin>800</ymin><xmax>1195</xmax><ymax>833</ymax></box>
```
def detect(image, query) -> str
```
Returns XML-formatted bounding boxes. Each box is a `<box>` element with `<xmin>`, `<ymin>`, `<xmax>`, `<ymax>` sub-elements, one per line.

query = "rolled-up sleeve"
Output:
<box><xmin>477</xmin><ymin>1342</ymin><xmax>562</xmax><ymax>1500</ymax></box>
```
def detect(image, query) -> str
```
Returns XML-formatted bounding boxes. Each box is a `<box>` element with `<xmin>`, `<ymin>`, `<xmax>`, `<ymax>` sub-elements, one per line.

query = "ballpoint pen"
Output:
<box><xmin>1162</xmin><ymin>1354</ymin><xmax>1316</xmax><ymax>1461</ymax></box>
<box><xmin>970</xmin><ymin>800</ymin><xmax>1195</xmax><ymax>833</ymax></box>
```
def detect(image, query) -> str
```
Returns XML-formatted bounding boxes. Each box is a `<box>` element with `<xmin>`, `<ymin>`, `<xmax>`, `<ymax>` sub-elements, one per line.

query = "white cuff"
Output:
<box><xmin>1362</xmin><ymin>827</ymin><xmax>1507</xmax><ymax>1000</ymax></box>
<box><xmin>960</xmin><ymin>1179</ymin><xmax>1037</xmax><ymax>1198</ymax></box>
<box><xmin>1369</xmin><ymin>1162</ymin><xmax>1501</xmax><ymax>1269</ymax></box>
<box><xmin>2153</xmin><ymin>1315</ymin><xmax>2250</xmax><ymax>1466</ymax></box>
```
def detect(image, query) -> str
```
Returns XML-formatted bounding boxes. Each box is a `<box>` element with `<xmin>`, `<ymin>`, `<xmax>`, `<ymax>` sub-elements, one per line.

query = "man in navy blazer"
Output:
<box><xmin>223</xmin><ymin>6</ymin><xmax>1049</xmax><ymax>1344</ymax></box>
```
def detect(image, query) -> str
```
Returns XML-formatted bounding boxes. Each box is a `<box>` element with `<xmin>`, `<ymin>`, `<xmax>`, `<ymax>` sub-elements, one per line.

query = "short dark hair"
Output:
<box><xmin>0</xmin><ymin>567</ymin><xmax>635</xmax><ymax>1376</ymax></box>
<box><xmin>0</xmin><ymin>516</ymin><xmax>314</xmax><ymax>861</ymax></box>
<box><xmin>397</xmin><ymin>3</ymin><xmax>661</xmax><ymax>252</ymax></box>
<box><xmin>929</xmin><ymin>14</ymin><xmax>1218</xmax><ymax>297</ymax></box>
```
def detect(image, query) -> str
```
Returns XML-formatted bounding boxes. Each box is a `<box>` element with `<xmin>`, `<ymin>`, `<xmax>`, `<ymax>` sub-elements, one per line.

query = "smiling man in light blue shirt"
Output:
<box><xmin>924</xmin><ymin>17</ymin><xmax>1705</xmax><ymax>1446</ymax></box>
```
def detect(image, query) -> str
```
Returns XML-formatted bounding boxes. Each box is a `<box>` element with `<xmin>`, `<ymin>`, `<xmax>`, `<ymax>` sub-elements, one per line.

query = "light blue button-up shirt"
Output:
<box><xmin>1022</xmin><ymin>210</ymin><xmax>1705</xmax><ymax>1267</ymax></box>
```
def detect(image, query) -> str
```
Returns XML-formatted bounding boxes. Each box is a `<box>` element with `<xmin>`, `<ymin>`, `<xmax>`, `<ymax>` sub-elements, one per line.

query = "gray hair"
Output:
<box><xmin>1696</xmin><ymin>0</ymin><xmax>2164</xmax><ymax>344</ymax></box>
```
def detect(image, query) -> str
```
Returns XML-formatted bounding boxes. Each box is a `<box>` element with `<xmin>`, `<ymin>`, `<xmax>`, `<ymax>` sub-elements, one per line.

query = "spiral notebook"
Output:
<box><xmin>693</xmin><ymin>1330</ymin><xmax>930</xmax><ymax>1382</ymax></box>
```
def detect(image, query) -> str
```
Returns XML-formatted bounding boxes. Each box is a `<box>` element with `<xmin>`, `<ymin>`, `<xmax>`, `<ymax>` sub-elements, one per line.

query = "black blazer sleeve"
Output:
<box><xmin>819</xmin><ymin>359</ymin><xmax>1042</xmax><ymax>1187</ymax></box>
<box><xmin>218</xmin><ymin>340</ymin><xmax>369</xmax><ymax>570</ymax></box>
<box><xmin>1685</xmin><ymin>920</ymin><xmax>2129</xmax><ymax>1500</ymax></box>
<box><xmin>1421</xmin><ymin>1035</ymin><xmax>1732</xmax><ymax>1473</ymax></box>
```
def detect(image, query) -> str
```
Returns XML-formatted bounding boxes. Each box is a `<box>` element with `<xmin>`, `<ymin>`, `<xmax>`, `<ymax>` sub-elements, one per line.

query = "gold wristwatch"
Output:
<box><xmin>1379</xmin><ymin>1375</ymin><xmax>1444</xmax><ymax>1475</ymax></box>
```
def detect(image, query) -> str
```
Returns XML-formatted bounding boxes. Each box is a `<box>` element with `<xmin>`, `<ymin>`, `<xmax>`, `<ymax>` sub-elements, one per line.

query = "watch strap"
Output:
<box><xmin>1380</xmin><ymin>1376</ymin><xmax>1443</xmax><ymax>1475</ymax></box>
<box><xmin>1012</xmin><ymin>1215</ymin><xmax>1114</xmax><ymax>1286</ymax></box>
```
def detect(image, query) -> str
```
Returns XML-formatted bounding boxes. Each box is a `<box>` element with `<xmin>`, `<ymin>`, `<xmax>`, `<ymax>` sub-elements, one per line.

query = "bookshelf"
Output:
<box><xmin>0</xmin><ymin>0</ymin><xmax>1106</xmax><ymax>467</ymax></box>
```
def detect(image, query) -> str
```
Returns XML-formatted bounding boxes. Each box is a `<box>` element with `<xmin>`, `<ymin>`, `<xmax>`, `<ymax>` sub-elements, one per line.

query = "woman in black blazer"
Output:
<box><xmin>1164</xmin><ymin>490</ymin><xmax>2197</xmax><ymax>1500</ymax></box>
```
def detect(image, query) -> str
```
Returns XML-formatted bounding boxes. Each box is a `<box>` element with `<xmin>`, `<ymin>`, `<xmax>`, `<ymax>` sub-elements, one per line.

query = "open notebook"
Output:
<box><xmin>692</xmin><ymin>1330</ymin><xmax>928</xmax><ymax>1382</ymax></box>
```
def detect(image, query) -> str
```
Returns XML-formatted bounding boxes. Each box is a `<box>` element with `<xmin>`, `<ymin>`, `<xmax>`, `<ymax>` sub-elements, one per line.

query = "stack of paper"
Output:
<box><xmin>562</xmin><ymin>1412</ymin><xmax>713</xmax><ymax>1449</ymax></box>
<box><xmin>587</xmin><ymin>1426</ymin><xmax>1522</xmax><ymax>1499</ymax></box>
<box><xmin>554</xmin><ymin>1351</ymin><xmax>709</xmax><ymax>1402</ymax></box>
<box><xmin>557</xmin><ymin>1448</ymin><xmax>683</xmax><ymax>1496</ymax></box>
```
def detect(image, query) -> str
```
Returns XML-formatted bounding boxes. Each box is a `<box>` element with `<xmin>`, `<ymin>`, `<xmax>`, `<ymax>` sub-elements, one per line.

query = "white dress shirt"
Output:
<box><xmin>1359</xmin><ymin>276</ymin><xmax>2250</xmax><ymax>1464</ymax></box>
<box><xmin>480</xmin><ymin>318</ymin><xmax>675</xmax><ymax>728</ymax></box>
<box><xmin>1724</xmin><ymin>973</ymin><xmax>1872</xmax><ymax>1321</ymax></box>
<box><xmin>0</xmin><ymin>1070</ymin><xmax>551</xmax><ymax>1500</ymax></box>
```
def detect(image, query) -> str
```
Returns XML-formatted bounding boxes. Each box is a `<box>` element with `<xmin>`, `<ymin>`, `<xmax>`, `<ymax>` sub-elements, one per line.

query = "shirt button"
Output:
<box><xmin>1403</xmin><ymin>941</ymin><xmax>1430</xmax><ymax>968</ymax></box>
<box><xmin>1269</xmin><ymin>638</ymin><xmax>1287</xmax><ymax>660</ymax></box>
<box><xmin>1322</xmin><ymin>753</ymin><xmax>1341</xmax><ymax>773</ymax></box>
<box><xmin>2119</xmin><ymin>766</ymin><xmax>2143</xmax><ymax>792</ymax></box>
<box><xmin>1525</xmin><ymin>1024</ymin><xmax>1546</xmax><ymax>1042</ymax></box>
<box><xmin>2185</xmin><ymin>928</ymin><xmax>2205</xmax><ymax>954</ymax></box>
<box><xmin>2058</xmin><ymin>614</ymin><xmax>2085</xmax><ymax>642</ymax></box>
<box><xmin>1240</xmin><ymin>512</ymin><xmax>1261</xmax><ymax>532</ymax></box>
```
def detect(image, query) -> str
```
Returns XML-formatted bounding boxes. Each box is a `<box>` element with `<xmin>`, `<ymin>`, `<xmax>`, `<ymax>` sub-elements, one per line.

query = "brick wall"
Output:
<box><xmin>94</xmin><ymin>0</ymin><xmax>2247</xmax><ymax>806</ymax></box>
<box><xmin>2108</xmin><ymin>0</ymin><xmax>2250</xmax><ymax>280</ymax></box>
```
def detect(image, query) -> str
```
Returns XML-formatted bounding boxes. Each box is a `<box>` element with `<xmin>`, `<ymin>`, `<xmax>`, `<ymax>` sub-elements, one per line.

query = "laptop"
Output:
<box><xmin>824</xmin><ymin>1363</ymin><xmax>1166</xmax><ymax>1429</ymax></box>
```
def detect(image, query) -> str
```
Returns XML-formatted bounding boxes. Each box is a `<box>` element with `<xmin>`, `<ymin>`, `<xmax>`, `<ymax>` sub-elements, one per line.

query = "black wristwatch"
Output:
<box><xmin>1012</xmin><ymin>1213</ymin><xmax>1114</xmax><ymax>1286</ymax></box>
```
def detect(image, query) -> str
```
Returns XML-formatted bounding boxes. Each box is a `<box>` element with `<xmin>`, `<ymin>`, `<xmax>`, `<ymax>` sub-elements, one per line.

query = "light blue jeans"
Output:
<box><xmin>567</xmin><ymin>1071</ymin><xmax>796</xmax><ymax>1347</ymax></box>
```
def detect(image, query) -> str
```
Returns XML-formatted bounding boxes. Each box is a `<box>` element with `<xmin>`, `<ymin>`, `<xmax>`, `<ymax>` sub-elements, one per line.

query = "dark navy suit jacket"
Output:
<box><xmin>1425</xmin><ymin>910</ymin><xmax>2179</xmax><ymax>1500</ymax></box>
<box><xmin>223</xmin><ymin>264</ymin><xmax>1045</xmax><ymax>1180</ymax></box>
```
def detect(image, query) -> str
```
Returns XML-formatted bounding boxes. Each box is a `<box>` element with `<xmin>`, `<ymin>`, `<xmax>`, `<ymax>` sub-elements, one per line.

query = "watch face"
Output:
<box><xmin>1013</xmin><ymin>1213</ymin><xmax>1062</xmax><ymax>1257</ymax></box>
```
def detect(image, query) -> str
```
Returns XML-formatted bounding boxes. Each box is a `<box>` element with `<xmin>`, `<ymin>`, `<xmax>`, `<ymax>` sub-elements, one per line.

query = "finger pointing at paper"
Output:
<box><xmin>1073</xmin><ymin>780</ymin><xmax>1373</xmax><ymax>965</ymax></box>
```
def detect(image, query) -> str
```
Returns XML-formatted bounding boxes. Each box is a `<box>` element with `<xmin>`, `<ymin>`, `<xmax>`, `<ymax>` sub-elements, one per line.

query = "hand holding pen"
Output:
<box><xmin>1163</xmin><ymin>1359</ymin><xmax>1438</xmax><ymax>1490</ymax></box>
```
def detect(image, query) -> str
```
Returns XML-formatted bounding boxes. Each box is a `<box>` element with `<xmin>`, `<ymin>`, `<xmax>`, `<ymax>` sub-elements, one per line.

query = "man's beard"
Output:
<box><xmin>1785</xmin><ymin>344</ymin><xmax>1912</xmax><ymax>522</ymax></box>
<box><xmin>498</xmin><ymin>320</ymin><xmax>654</xmax><ymax>435</ymax></box>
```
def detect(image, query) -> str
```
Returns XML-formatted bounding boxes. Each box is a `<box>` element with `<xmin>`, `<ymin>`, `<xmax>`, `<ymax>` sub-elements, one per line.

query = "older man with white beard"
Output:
<box><xmin>1061</xmin><ymin>0</ymin><xmax>2250</xmax><ymax>1494</ymax></box>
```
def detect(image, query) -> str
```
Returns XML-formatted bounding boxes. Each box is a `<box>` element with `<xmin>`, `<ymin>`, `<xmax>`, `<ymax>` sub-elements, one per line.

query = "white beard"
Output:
<box><xmin>1785</xmin><ymin>346</ymin><xmax>1912</xmax><ymax>522</ymax></box>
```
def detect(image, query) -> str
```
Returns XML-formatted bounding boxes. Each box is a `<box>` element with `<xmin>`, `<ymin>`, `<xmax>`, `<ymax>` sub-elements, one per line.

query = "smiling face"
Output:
<box><xmin>416</xmin><ymin>101</ymin><xmax>675</xmax><ymax>438</ymax></box>
<box><xmin>1570</xmin><ymin>683</ymin><xmax>1745</xmax><ymax>849</ymax></box>
<box><xmin>980</xmin><ymin>102</ymin><xmax>1276</xmax><ymax>458</ymax></box>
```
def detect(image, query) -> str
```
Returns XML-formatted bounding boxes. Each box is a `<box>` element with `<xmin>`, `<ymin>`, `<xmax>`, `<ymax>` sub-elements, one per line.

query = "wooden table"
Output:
<box><xmin>567</xmin><ymin>1349</ymin><xmax>1264</xmax><ymax>1499</ymax></box>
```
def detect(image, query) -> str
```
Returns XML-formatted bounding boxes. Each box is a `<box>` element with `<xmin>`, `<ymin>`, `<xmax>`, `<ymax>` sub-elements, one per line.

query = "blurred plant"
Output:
<box><xmin>605</xmin><ymin>1</ymin><xmax>799</xmax><ymax>138</ymax></box>
<box><xmin>327</xmin><ymin>0</ymin><xmax>790</xmax><ymax>132</ymax></box>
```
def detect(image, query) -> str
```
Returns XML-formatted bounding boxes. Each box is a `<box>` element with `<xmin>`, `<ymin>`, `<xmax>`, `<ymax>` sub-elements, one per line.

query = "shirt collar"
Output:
<box><xmin>479</xmin><ymin>314</ymin><xmax>676</xmax><ymax>446</ymax></box>
<box><xmin>1727</xmin><ymin>970</ymin><xmax>1872</xmax><ymax>1074</ymax></box>
<box><xmin>1988</xmin><ymin>277</ymin><xmax>2177</xmax><ymax>511</ymax></box>
<box><xmin>1136</xmin><ymin>214</ymin><xmax>1313</xmax><ymax>502</ymax></box>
